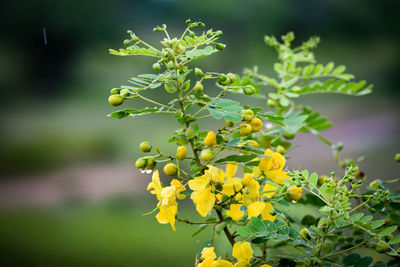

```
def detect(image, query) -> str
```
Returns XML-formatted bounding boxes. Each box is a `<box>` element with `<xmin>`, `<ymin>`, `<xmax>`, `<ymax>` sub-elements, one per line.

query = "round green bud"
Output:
<box><xmin>153</xmin><ymin>27</ymin><xmax>159</xmax><ymax>32</ymax></box>
<box><xmin>164</xmin><ymin>83</ymin><xmax>176</xmax><ymax>93</ymax></box>
<box><xmin>276</xmin><ymin>145</ymin><xmax>286</xmax><ymax>155</ymax></box>
<box><xmin>225</xmin><ymin>121</ymin><xmax>235</xmax><ymax>128</ymax></box>
<box><xmin>267</xmin><ymin>99</ymin><xmax>275</xmax><ymax>108</ymax></box>
<box><xmin>181</xmin><ymin>81</ymin><xmax>190</xmax><ymax>91</ymax></box>
<box><xmin>140</xmin><ymin>141</ymin><xmax>151</xmax><ymax>153</ymax></box>
<box><xmin>119</xmin><ymin>89</ymin><xmax>130</xmax><ymax>97</ymax></box>
<box><xmin>123</xmin><ymin>39</ymin><xmax>132</xmax><ymax>47</ymax></box>
<box><xmin>194</xmin><ymin>81</ymin><xmax>203</xmax><ymax>92</ymax></box>
<box><xmin>195</xmin><ymin>68</ymin><xmax>204</xmax><ymax>77</ymax></box>
<box><xmin>226</xmin><ymin>73</ymin><xmax>236</xmax><ymax>83</ymax></box>
<box><xmin>152</xmin><ymin>63</ymin><xmax>161</xmax><ymax>71</ymax></box>
<box><xmin>239</xmin><ymin>124</ymin><xmax>252</xmax><ymax>137</ymax></box>
<box><xmin>198</xmin><ymin>22</ymin><xmax>205</xmax><ymax>28</ymax></box>
<box><xmin>200</xmin><ymin>149</ymin><xmax>214</xmax><ymax>162</ymax></box>
<box><xmin>189</xmin><ymin>31</ymin><xmax>195</xmax><ymax>37</ymax></box>
<box><xmin>395</xmin><ymin>153</ymin><xmax>400</xmax><ymax>163</ymax></box>
<box><xmin>337</xmin><ymin>142</ymin><xmax>344</xmax><ymax>151</ymax></box>
<box><xmin>217</xmin><ymin>76</ymin><xmax>231</xmax><ymax>86</ymax></box>
<box><xmin>145</xmin><ymin>158</ymin><xmax>156</xmax><ymax>170</ymax></box>
<box><xmin>175</xmin><ymin>44</ymin><xmax>186</xmax><ymax>54</ymax></box>
<box><xmin>376</xmin><ymin>240</ymin><xmax>389</xmax><ymax>253</ymax></box>
<box><xmin>369</xmin><ymin>180</ymin><xmax>380</xmax><ymax>189</ymax></box>
<box><xmin>108</xmin><ymin>95</ymin><xmax>124</xmax><ymax>106</ymax></box>
<box><xmin>164</xmin><ymin>163</ymin><xmax>178</xmax><ymax>176</ymax></box>
<box><xmin>283</xmin><ymin>132</ymin><xmax>296</xmax><ymax>140</ymax></box>
<box><xmin>110</xmin><ymin>88</ymin><xmax>120</xmax><ymax>95</ymax></box>
<box><xmin>135</xmin><ymin>157</ymin><xmax>147</xmax><ymax>169</ymax></box>
<box><xmin>241</xmin><ymin>109</ymin><xmax>254</xmax><ymax>121</ymax></box>
<box><xmin>215</xmin><ymin>30</ymin><xmax>223</xmax><ymax>37</ymax></box>
<box><xmin>317</xmin><ymin>175</ymin><xmax>328</xmax><ymax>186</ymax></box>
<box><xmin>185</xmin><ymin>19</ymin><xmax>191</xmax><ymax>24</ymax></box>
<box><xmin>216</xmin><ymin>43</ymin><xmax>226</xmax><ymax>50</ymax></box>
<box><xmin>318</xmin><ymin>217</ymin><xmax>330</xmax><ymax>230</ymax></box>
<box><xmin>243</xmin><ymin>85</ymin><xmax>256</xmax><ymax>95</ymax></box>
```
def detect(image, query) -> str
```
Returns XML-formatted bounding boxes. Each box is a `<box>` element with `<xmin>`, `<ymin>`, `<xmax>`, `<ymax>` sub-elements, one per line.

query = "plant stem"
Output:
<box><xmin>216</xmin><ymin>208</ymin><xmax>235</xmax><ymax>246</ymax></box>
<box><xmin>137</xmin><ymin>93</ymin><xmax>179</xmax><ymax>111</ymax></box>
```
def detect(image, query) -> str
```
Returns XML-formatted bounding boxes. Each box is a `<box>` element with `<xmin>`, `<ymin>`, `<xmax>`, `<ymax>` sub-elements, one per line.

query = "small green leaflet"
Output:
<box><xmin>207</xmin><ymin>98</ymin><xmax>243</xmax><ymax>122</ymax></box>
<box><xmin>108</xmin><ymin>108</ymin><xmax>161</xmax><ymax>119</ymax></box>
<box><xmin>214</xmin><ymin>154</ymin><xmax>258</xmax><ymax>164</ymax></box>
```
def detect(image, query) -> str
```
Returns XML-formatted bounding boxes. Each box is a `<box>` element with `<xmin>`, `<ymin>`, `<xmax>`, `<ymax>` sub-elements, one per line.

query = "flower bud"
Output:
<box><xmin>123</xmin><ymin>39</ymin><xmax>132</xmax><ymax>47</ymax></box>
<box><xmin>287</xmin><ymin>186</ymin><xmax>302</xmax><ymax>202</ymax></box>
<box><xmin>108</xmin><ymin>95</ymin><xmax>124</xmax><ymax>106</ymax></box>
<box><xmin>300</xmin><ymin>228</ymin><xmax>311</xmax><ymax>240</ymax></box>
<box><xmin>140</xmin><ymin>141</ymin><xmax>151</xmax><ymax>153</ymax></box>
<box><xmin>246</xmin><ymin>140</ymin><xmax>259</xmax><ymax>148</ymax></box>
<box><xmin>249</xmin><ymin>118</ymin><xmax>263</xmax><ymax>132</ymax></box>
<box><xmin>241</xmin><ymin>109</ymin><xmax>254</xmax><ymax>121</ymax></box>
<box><xmin>283</xmin><ymin>132</ymin><xmax>296</xmax><ymax>140</ymax></box>
<box><xmin>226</xmin><ymin>73</ymin><xmax>236</xmax><ymax>83</ymax></box>
<box><xmin>243</xmin><ymin>85</ymin><xmax>256</xmax><ymax>95</ymax></box>
<box><xmin>267</xmin><ymin>99</ymin><xmax>275</xmax><ymax>108</ymax></box>
<box><xmin>204</xmin><ymin>131</ymin><xmax>217</xmax><ymax>147</ymax></box>
<box><xmin>225</xmin><ymin>121</ymin><xmax>235</xmax><ymax>128</ymax></box>
<box><xmin>152</xmin><ymin>63</ymin><xmax>161</xmax><ymax>71</ymax></box>
<box><xmin>395</xmin><ymin>153</ymin><xmax>400</xmax><ymax>163</ymax></box>
<box><xmin>276</xmin><ymin>145</ymin><xmax>286</xmax><ymax>155</ymax></box>
<box><xmin>164</xmin><ymin>163</ymin><xmax>178</xmax><ymax>176</ymax></box>
<box><xmin>194</xmin><ymin>81</ymin><xmax>203</xmax><ymax>92</ymax></box>
<box><xmin>135</xmin><ymin>157</ymin><xmax>147</xmax><ymax>169</ymax></box>
<box><xmin>195</xmin><ymin>68</ymin><xmax>204</xmax><ymax>76</ymax></box>
<box><xmin>119</xmin><ymin>89</ymin><xmax>130</xmax><ymax>97</ymax></box>
<box><xmin>176</xmin><ymin>146</ymin><xmax>188</xmax><ymax>160</ymax></box>
<box><xmin>110</xmin><ymin>88</ymin><xmax>120</xmax><ymax>95</ymax></box>
<box><xmin>200</xmin><ymin>149</ymin><xmax>214</xmax><ymax>162</ymax></box>
<box><xmin>239</xmin><ymin>124</ymin><xmax>252</xmax><ymax>137</ymax></box>
<box><xmin>145</xmin><ymin>158</ymin><xmax>156</xmax><ymax>170</ymax></box>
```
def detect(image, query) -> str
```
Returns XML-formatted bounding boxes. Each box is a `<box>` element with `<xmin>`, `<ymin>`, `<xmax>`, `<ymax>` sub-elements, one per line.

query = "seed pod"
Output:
<box><xmin>241</xmin><ymin>109</ymin><xmax>254</xmax><ymax>121</ymax></box>
<box><xmin>176</xmin><ymin>146</ymin><xmax>188</xmax><ymax>160</ymax></box>
<box><xmin>140</xmin><ymin>141</ymin><xmax>151</xmax><ymax>153</ymax></box>
<box><xmin>164</xmin><ymin>163</ymin><xmax>178</xmax><ymax>176</ymax></box>
<box><xmin>249</xmin><ymin>118</ymin><xmax>263</xmax><ymax>132</ymax></box>
<box><xmin>108</xmin><ymin>95</ymin><xmax>124</xmax><ymax>106</ymax></box>
<box><xmin>239</xmin><ymin>124</ymin><xmax>252</xmax><ymax>137</ymax></box>
<box><xmin>204</xmin><ymin>131</ymin><xmax>217</xmax><ymax>147</ymax></box>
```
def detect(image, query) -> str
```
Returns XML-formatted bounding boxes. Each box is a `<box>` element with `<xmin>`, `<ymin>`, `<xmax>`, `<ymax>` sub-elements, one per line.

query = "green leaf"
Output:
<box><xmin>309</xmin><ymin>172</ymin><xmax>318</xmax><ymax>189</ymax></box>
<box><xmin>378</xmin><ymin>226</ymin><xmax>397</xmax><ymax>237</ymax></box>
<box><xmin>355</xmin><ymin>256</ymin><xmax>373</xmax><ymax>267</ymax></box>
<box><xmin>388</xmin><ymin>235</ymin><xmax>400</xmax><ymax>245</ymax></box>
<box><xmin>214</xmin><ymin>154</ymin><xmax>258</xmax><ymax>164</ymax></box>
<box><xmin>237</xmin><ymin>227</ymin><xmax>253</xmax><ymax>237</ymax></box>
<box><xmin>108</xmin><ymin>108</ymin><xmax>161</xmax><ymax>119</ymax></box>
<box><xmin>350</xmin><ymin>213</ymin><xmax>364</xmax><ymax>222</ymax></box>
<box><xmin>249</xmin><ymin>217</ymin><xmax>267</xmax><ymax>232</ymax></box>
<box><xmin>370</xmin><ymin>220</ymin><xmax>385</xmax><ymax>229</ymax></box>
<box><xmin>343</xmin><ymin>253</ymin><xmax>361</xmax><ymax>266</ymax></box>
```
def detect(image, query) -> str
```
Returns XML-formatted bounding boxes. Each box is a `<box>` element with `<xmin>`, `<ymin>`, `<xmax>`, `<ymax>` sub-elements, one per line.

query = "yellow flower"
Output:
<box><xmin>212</xmin><ymin>259</ymin><xmax>234</xmax><ymax>267</ymax></box>
<box><xmin>262</xmin><ymin>183</ymin><xmax>278</xmax><ymax>198</ymax></box>
<box><xmin>146</xmin><ymin>170</ymin><xmax>183</xmax><ymax>231</ymax></box>
<box><xmin>226</xmin><ymin>163</ymin><xmax>238</xmax><ymax>179</ymax></box>
<box><xmin>232</xmin><ymin>241</ymin><xmax>253</xmax><ymax>263</ymax></box>
<box><xmin>170</xmin><ymin>179</ymin><xmax>187</xmax><ymax>200</ymax></box>
<box><xmin>241</xmin><ymin>173</ymin><xmax>260</xmax><ymax>205</ymax></box>
<box><xmin>261</xmin><ymin>202</ymin><xmax>277</xmax><ymax>221</ymax></box>
<box><xmin>198</xmin><ymin>247</ymin><xmax>217</xmax><ymax>267</ymax></box>
<box><xmin>259</xmin><ymin>149</ymin><xmax>290</xmax><ymax>184</ymax></box>
<box><xmin>260</xmin><ymin>265</ymin><xmax>272</xmax><ymax>267</ymax></box>
<box><xmin>226</xmin><ymin>204</ymin><xmax>245</xmax><ymax>221</ymax></box>
<box><xmin>247</xmin><ymin>201</ymin><xmax>265</xmax><ymax>219</ymax></box>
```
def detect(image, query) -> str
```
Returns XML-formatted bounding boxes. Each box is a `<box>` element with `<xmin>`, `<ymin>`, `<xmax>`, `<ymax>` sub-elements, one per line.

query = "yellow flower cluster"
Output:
<box><xmin>147</xmin><ymin>170</ymin><xmax>186</xmax><ymax>231</ymax></box>
<box><xmin>197</xmin><ymin>242</ymin><xmax>272</xmax><ymax>267</ymax></box>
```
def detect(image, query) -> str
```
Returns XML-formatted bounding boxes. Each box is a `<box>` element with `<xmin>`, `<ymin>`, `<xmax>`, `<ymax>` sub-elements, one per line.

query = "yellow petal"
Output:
<box><xmin>156</xmin><ymin>204</ymin><xmax>178</xmax><ymax>231</ymax></box>
<box><xmin>226</xmin><ymin>163</ymin><xmax>238</xmax><ymax>179</ymax></box>
<box><xmin>265</xmin><ymin>170</ymin><xmax>290</xmax><ymax>185</ymax></box>
<box><xmin>271</xmin><ymin>151</ymin><xmax>286</xmax><ymax>170</ymax></box>
<box><xmin>260</xmin><ymin>265</ymin><xmax>272</xmax><ymax>267</ymax></box>
<box><xmin>201</xmin><ymin>247</ymin><xmax>217</xmax><ymax>260</ymax></box>
<box><xmin>198</xmin><ymin>258</ymin><xmax>215</xmax><ymax>267</ymax></box>
<box><xmin>212</xmin><ymin>259</ymin><xmax>234</xmax><ymax>267</ymax></box>
<box><xmin>262</xmin><ymin>183</ymin><xmax>278</xmax><ymax>198</ymax></box>
<box><xmin>261</xmin><ymin>202</ymin><xmax>276</xmax><ymax>222</ymax></box>
<box><xmin>206</xmin><ymin>165</ymin><xmax>225</xmax><ymax>183</ymax></box>
<box><xmin>259</xmin><ymin>149</ymin><xmax>274</xmax><ymax>172</ymax></box>
<box><xmin>160</xmin><ymin>186</ymin><xmax>177</xmax><ymax>206</ymax></box>
<box><xmin>233</xmin><ymin>261</ymin><xmax>251</xmax><ymax>267</ymax></box>
<box><xmin>191</xmin><ymin>188</ymin><xmax>216</xmax><ymax>217</ymax></box>
<box><xmin>188</xmin><ymin>176</ymin><xmax>209</xmax><ymax>191</ymax></box>
<box><xmin>171</xmin><ymin>179</ymin><xmax>187</xmax><ymax>199</ymax></box>
<box><xmin>226</xmin><ymin>204</ymin><xmax>244</xmax><ymax>221</ymax></box>
<box><xmin>232</xmin><ymin>241</ymin><xmax>253</xmax><ymax>262</ymax></box>
<box><xmin>147</xmin><ymin>170</ymin><xmax>163</xmax><ymax>200</ymax></box>
<box><xmin>247</xmin><ymin>201</ymin><xmax>265</xmax><ymax>219</ymax></box>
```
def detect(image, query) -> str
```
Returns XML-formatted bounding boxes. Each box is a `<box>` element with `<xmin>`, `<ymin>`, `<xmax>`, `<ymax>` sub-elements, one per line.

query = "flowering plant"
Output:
<box><xmin>107</xmin><ymin>20</ymin><xmax>400</xmax><ymax>266</ymax></box>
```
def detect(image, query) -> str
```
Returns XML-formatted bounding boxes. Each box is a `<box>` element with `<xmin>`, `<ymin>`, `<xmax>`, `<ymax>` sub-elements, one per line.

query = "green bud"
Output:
<box><xmin>337</xmin><ymin>142</ymin><xmax>343</xmax><ymax>151</ymax></box>
<box><xmin>300</xmin><ymin>228</ymin><xmax>311</xmax><ymax>240</ymax></box>
<box><xmin>395</xmin><ymin>153</ymin><xmax>400</xmax><ymax>163</ymax></box>
<box><xmin>120</xmin><ymin>89</ymin><xmax>130</xmax><ymax>97</ymax></box>
<box><xmin>108</xmin><ymin>95</ymin><xmax>124</xmax><ymax>106</ymax></box>
<box><xmin>152</xmin><ymin>63</ymin><xmax>161</xmax><ymax>71</ymax></box>
<box><xmin>123</xmin><ymin>39</ymin><xmax>132</xmax><ymax>47</ymax></box>
<box><xmin>185</xmin><ymin>126</ymin><xmax>196</xmax><ymax>138</ymax></box>
<box><xmin>267</xmin><ymin>99</ymin><xmax>275</xmax><ymax>108</ymax></box>
<box><xmin>283</xmin><ymin>132</ymin><xmax>296</xmax><ymax>140</ymax></box>
<box><xmin>226</xmin><ymin>73</ymin><xmax>236</xmax><ymax>83</ymax></box>
<box><xmin>140</xmin><ymin>141</ymin><xmax>151</xmax><ymax>153</ymax></box>
<box><xmin>110</xmin><ymin>88</ymin><xmax>120</xmax><ymax>95</ymax></box>
<box><xmin>225</xmin><ymin>121</ymin><xmax>235</xmax><ymax>128</ymax></box>
<box><xmin>145</xmin><ymin>157</ymin><xmax>156</xmax><ymax>170</ymax></box>
<box><xmin>185</xmin><ymin>19</ymin><xmax>191</xmax><ymax>24</ymax></box>
<box><xmin>195</xmin><ymin>68</ymin><xmax>204</xmax><ymax>76</ymax></box>
<box><xmin>135</xmin><ymin>157</ymin><xmax>147</xmax><ymax>169</ymax></box>
<box><xmin>276</xmin><ymin>145</ymin><xmax>286</xmax><ymax>154</ymax></box>
<box><xmin>153</xmin><ymin>27</ymin><xmax>159</xmax><ymax>32</ymax></box>
<box><xmin>217</xmin><ymin>74</ymin><xmax>230</xmax><ymax>86</ymax></box>
<box><xmin>194</xmin><ymin>81</ymin><xmax>203</xmax><ymax>92</ymax></box>
<box><xmin>215</xmin><ymin>43</ymin><xmax>226</xmax><ymax>51</ymax></box>
<box><xmin>376</xmin><ymin>240</ymin><xmax>389</xmax><ymax>253</ymax></box>
<box><xmin>198</xmin><ymin>22</ymin><xmax>205</xmax><ymax>28</ymax></box>
<box><xmin>215</xmin><ymin>30</ymin><xmax>223</xmax><ymax>37</ymax></box>
<box><xmin>269</xmin><ymin>209</ymin><xmax>276</xmax><ymax>216</ymax></box>
<box><xmin>243</xmin><ymin>85</ymin><xmax>256</xmax><ymax>95</ymax></box>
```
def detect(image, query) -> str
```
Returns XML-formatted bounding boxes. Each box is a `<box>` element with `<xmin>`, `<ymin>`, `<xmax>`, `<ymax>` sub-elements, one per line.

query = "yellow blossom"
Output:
<box><xmin>212</xmin><ymin>259</ymin><xmax>234</xmax><ymax>267</ymax></box>
<box><xmin>259</xmin><ymin>149</ymin><xmax>290</xmax><ymax>184</ymax></box>
<box><xmin>247</xmin><ymin>201</ymin><xmax>265</xmax><ymax>219</ymax></box>
<box><xmin>232</xmin><ymin>242</ymin><xmax>253</xmax><ymax>263</ymax></box>
<box><xmin>262</xmin><ymin>183</ymin><xmax>278</xmax><ymax>198</ymax></box>
<box><xmin>170</xmin><ymin>179</ymin><xmax>187</xmax><ymax>200</ymax></box>
<box><xmin>226</xmin><ymin>204</ymin><xmax>245</xmax><ymax>221</ymax></box>
<box><xmin>198</xmin><ymin>247</ymin><xmax>217</xmax><ymax>267</ymax></box>
<box><xmin>261</xmin><ymin>202</ymin><xmax>277</xmax><ymax>221</ymax></box>
<box><xmin>147</xmin><ymin>170</ymin><xmax>162</xmax><ymax>200</ymax></box>
<box><xmin>260</xmin><ymin>265</ymin><xmax>272</xmax><ymax>267</ymax></box>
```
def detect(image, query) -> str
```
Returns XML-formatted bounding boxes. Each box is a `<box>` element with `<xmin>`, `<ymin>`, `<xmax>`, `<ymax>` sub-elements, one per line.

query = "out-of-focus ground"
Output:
<box><xmin>0</xmin><ymin>0</ymin><xmax>399</xmax><ymax>266</ymax></box>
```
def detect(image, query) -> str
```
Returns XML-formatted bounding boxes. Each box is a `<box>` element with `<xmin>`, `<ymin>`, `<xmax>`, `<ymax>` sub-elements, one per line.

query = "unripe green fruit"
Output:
<box><xmin>140</xmin><ymin>141</ymin><xmax>151</xmax><ymax>153</ymax></box>
<box><xmin>176</xmin><ymin>146</ymin><xmax>188</xmax><ymax>160</ymax></box>
<box><xmin>395</xmin><ymin>153</ymin><xmax>400</xmax><ymax>163</ymax></box>
<box><xmin>276</xmin><ymin>145</ymin><xmax>286</xmax><ymax>155</ymax></box>
<box><xmin>195</xmin><ymin>68</ymin><xmax>204</xmax><ymax>76</ymax></box>
<box><xmin>108</xmin><ymin>95</ymin><xmax>124</xmax><ymax>106</ymax></box>
<box><xmin>239</xmin><ymin>124</ymin><xmax>252</xmax><ymax>137</ymax></box>
<box><xmin>225</xmin><ymin>121</ymin><xmax>235</xmax><ymax>128</ymax></box>
<box><xmin>145</xmin><ymin>158</ymin><xmax>156</xmax><ymax>170</ymax></box>
<box><xmin>123</xmin><ymin>39</ymin><xmax>132</xmax><ymax>46</ymax></box>
<box><xmin>376</xmin><ymin>240</ymin><xmax>389</xmax><ymax>253</ymax></box>
<box><xmin>215</xmin><ymin>43</ymin><xmax>226</xmax><ymax>51</ymax></box>
<box><xmin>241</xmin><ymin>109</ymin><xmax>254</xmax><ymax>121</ymax></box>
<box><xmin>283</xmin><ymin>132</ymin><xmax>296</xmax><ymax>140</ymax></box>
<box><xmin>181</xmin><ymin>81</ymin><xmax>190</xmax><ymax>91</ymax></box>
<box><xmin>300</xmin><ymin>228</ymin><xmax>311</xmax><ymax>240</ymax></box>
<box><xmin>152</xmin><ymin>63</ymin><xmax>161</xmax><ymax>71</ymax></box>
<box><xmin>164</xmin><ymin>83</ymin><xmax>176</xmax><ymax>93</ymax></box>
<box><xmin>135</xmin><ymin>157</ymin><xmax>147</xmax><ymax>169</ymax></box>
<box><xmin>120</xmin><ymin>89</ymin><xmax>130</xmax><ymax>97</ymax></box>
<box><xmin>194</xmin><ymin>81</ymin><xmax>203</xmax><ymax>92</ymax></box>
<box><xmin>243</xmin><ymin>85</ymin><xmax>256</xmax><ymax>95</ymax></box>
<box><xmin>164</xmin><ymin>163</ymin><xmax>178</xmax><ymax>176</ymax></box>
<box><xmin>110</xmin><ymin>88</ymin><xmax>120</xmax><ymax>95</ymax></box>
<box><xmin>200</xmin><ymin>149</ymin><xmax>214</xmax><ymax>162</ymax></box>
<box><xmin>226</xmin><ymin>73</ymin><xmax>236</xmax><ymax>83</ymax></box>
<box><xmin>267</xmin><ymin>99</ymin><xmax>275</xmax><ymax>108</ymax></box>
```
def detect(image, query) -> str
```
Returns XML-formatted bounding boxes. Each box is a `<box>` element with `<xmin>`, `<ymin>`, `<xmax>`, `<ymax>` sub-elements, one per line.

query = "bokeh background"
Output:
<box><xmin>0</xmin><ymin>0</ymin><xmax>399</xmax><ymax>266</ymax></box>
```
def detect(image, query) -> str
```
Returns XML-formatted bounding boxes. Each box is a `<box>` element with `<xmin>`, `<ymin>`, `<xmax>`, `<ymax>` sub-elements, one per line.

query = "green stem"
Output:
<box><xmin>137</xmin><ymin>93</ymin><xmax>179</xmax><ymax>111</ymax></box>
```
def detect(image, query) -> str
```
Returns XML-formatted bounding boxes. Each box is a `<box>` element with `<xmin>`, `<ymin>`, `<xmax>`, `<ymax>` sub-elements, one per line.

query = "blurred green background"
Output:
<box><xmin>0</xmin><ymin>0</ymin><xmax>399</xmax><ymax>266</ymax></box>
